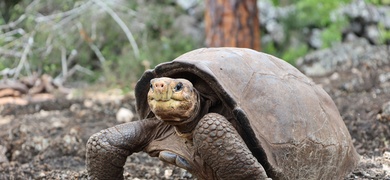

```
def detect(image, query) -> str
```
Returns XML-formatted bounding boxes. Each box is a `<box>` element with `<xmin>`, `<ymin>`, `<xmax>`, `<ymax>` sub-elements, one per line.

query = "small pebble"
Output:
<box><xmin>116</xmin><ymin>107</ymin><xmax>134</xmax><ymax>123</ymax></box>
<box><xmin>164</xmin><ymin>169</ymin><xmax>173</xmax><ymax>179</ymax></box>
<box><xmin>84</xmin><ymin>99</ymin><xmax>94</xmax><ymax>108</ymax></box>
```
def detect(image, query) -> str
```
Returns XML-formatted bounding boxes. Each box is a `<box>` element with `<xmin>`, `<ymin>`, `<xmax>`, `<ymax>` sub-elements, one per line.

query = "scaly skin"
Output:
<box><xmin>86</xmin><ymin>119</ymin><xmax>167</xmax><ymax>180</ymax></box>
<box><xmin>194</xmin><ymin>113</ymin><xmax>270</xmax><ymax>180</ymax></box>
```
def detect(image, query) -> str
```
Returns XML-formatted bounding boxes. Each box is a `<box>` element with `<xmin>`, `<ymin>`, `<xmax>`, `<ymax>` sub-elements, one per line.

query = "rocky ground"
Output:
<box><xmin>0</xmin><ymin>41</ymin><xmax>390</xmax><ymax>179</ymax></box>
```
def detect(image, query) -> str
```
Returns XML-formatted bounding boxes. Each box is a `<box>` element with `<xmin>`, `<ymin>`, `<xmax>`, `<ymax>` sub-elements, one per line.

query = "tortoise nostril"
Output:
<box><xmin>155</xmin><ymin>83</ymin><xmax>165</xmax><ymax>89</ymax></box>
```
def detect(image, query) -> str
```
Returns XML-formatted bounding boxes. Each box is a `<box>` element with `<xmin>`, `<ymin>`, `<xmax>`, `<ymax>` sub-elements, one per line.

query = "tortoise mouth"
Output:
<box><xmin>149</xmin><ymin>96</ymin><xmax>181</xmax><ymax>102</ymax></box>
<box><xmin>148</xmin><ymin>98</ymin><xmax>197</xmax><ymax>122</ymax></box>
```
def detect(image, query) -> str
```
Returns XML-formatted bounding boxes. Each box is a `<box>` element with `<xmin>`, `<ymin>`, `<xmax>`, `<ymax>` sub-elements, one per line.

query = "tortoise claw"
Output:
<box><xmin>175</xmin><ymin>155</ymin><xmax>190</xmax><ymax>169</ymax></box>
<box><xmin>159</xmin><ymin>151</ymin><xmax>177</xmax><ymax>163</ymax></box>
<box><xmin>159</xmin><ymin>151</ymin><xmax>191</xmax><ymax>170</ymax></box>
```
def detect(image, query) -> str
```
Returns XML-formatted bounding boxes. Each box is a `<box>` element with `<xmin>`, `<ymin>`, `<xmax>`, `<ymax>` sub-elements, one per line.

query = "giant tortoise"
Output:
<box><xmin>86</xmin><ymin>48</ymin><xmax>359</xmax><ymax>179</ymax></box>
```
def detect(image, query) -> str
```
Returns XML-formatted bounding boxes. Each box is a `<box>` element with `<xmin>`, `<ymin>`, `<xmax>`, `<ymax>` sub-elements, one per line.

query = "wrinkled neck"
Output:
<box><xmin>174</xmin><ymin>91</ymin><xmax>210</xmax><ymax>139</ymax></box>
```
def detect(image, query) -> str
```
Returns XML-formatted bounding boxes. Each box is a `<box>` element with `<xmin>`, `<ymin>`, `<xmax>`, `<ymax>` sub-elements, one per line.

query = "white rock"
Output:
<box><xmin>0</xmin><ymin>145</ymin><xmax>8</xmax><ymax>163</ymax></box>
<box><xmin>116</xmin><ymin>108</ymin><xmax>134</xmax><ymax>123</ymax></box>
<box><xmin>83</xmin><ymin>99</ymin><xmax>94</xmax><ymax>108</ymax></box>
<box><xmin>164</xmin><ymin>169</ymin><xmax>173</xmax><ymax>179</ymax></box>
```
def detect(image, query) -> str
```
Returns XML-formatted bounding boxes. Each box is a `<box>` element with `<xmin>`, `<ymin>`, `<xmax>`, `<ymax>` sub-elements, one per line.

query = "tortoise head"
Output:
<box><xmin>147</xmin><ymin>77</ymin><xmax>199</xmax><ymax>123</ymax></box>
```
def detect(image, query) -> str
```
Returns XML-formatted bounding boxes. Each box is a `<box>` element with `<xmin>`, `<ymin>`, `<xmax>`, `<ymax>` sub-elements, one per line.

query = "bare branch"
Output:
<box><xmin>2</xmin><ymin>32</ymin><xmax>31</xmax><ymax>49</ymax></box>
<box><xmin>89</xmin><ymin>43</ymin><xmax>106</xmax><ymax>64</ymax></box>
<box><xmin>35</xmin><ymin>1</ymin><xmax>93</xmax><ymax>23</ymax></box>
<box><xmin>55</xmin><ymin>64</ymin><xmax>94</xmax><ymax>85</ymax></box>
<box><xmin>74</xmin><ymin>64</ymin><xmax>94</xmax><ymax>75</ymax></box>
<box><xmin>76</xmin><ymin>23</ymin><xmax>106</xmax><ymax>64</ymax></box>
<box><xmin>61</xmin><ymin>46</ymin><xmax>68</xmax><ymax>77</ymax></box>
<box><xmin>23</xmin><ymin>57</ymin><xmax>32</xmax><ymax>77</ymax></box>
<box><xmin>67</xmin><ymin>49</ymin><xmax>78</xmax><ymax>66</ymax></box>
<box><xmin>13</xmin><ymin>32</ymin><xmax>35</xmax><ymax>80</ymax></box>
<box><xmin>40</xmin><ymin>34</ymin><xmax>54</xmax><ymax>58</ymax></box>
<box><xmin>0</xmin><ymin>28</ymin><xmax>26</xmax><ymax>39</ymax></box>
<box><xmin>54</xmin><ymin>49</ymin><xmax>79</xmax><ymax>85</ymax></box>
<box><xmin>25</xmin><ymin>0</ymin><xmax>42</xmax><ymax>12</ymax></box>
<box><xmin>0</xmin><ymin>48</ymin><xmax>23</xmax><ymax>57</ymax></box>
<box><xmin>92</xmin><ymin>0</ymin><xmax>140</xmax><ymax>59</ymax></box>
<box><xmin>0</xmin><ymin>15</ymin><xmax>27</xmax><ymax>30</ymax></box>
<box><xmin>52</xmin><ymin>7</ymin><xmax>88</xmax><ymax>30</ymax></box>
<box><xmin>0</xmin><ymin>68</ymin><xmax>16</xmax><ymax>77</ymax></box>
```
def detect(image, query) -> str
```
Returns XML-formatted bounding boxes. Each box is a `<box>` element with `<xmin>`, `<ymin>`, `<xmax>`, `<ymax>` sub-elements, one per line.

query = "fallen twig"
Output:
<box><xmin>0</xmin><ymin>79</ymin><xmax>28</xmax><ymax>93</ymax></box>
<box><xmin>0</xmin><ymin>73</ymin><xmax>72</xmax><ymax>106</ymax></box>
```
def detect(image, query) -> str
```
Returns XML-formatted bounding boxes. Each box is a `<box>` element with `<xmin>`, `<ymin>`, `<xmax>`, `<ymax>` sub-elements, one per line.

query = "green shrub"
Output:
<box><xmin>365</xmin><ymin>0</ymin><xmax>390</xmax><ymax>5</ymax></box>
<box><xmin>0</xmin><ymin>0</ymin><xmax>200</xmax><ymax>90</ymax></box>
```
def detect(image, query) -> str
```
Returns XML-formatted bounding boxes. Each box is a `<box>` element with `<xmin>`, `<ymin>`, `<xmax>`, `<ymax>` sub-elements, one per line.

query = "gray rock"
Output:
<box><xmin>365</xmin><ymin>24</ymin><xmax>381</xmax><ymax>44</ymax></box>
<box><xmin>380</xmin><ymin>101</ymin><xmax>390</xmax><ymax>121</ymax></box>
<box><xmin>258</xmin><ymin>0</ymin><xmax>294</xmax><ymax>24</ymax></box>
<box><xmin>343</xmin><ymin>0</ymin><xmax>381</xmax><ymax>23</ymax></box>
<box><xmin>337</xmin><ymin>0</ymin><xmax>390</xmax><ymax>45</ymax></box>
<box><xmin>379</xmin><ymin>72</ymin><xmax>390</xmax><ymax>83</ymax></box>
<box><xmin>258</xmin><ymin>0</ymin><xmax>277</xmax><ymax>25</ymax></box>
<box><xmin>344</xmin><ymin>32</ymin><xmax>359</xmax><ymax>42</ymax></box>
<box><xmin>378</xmin><ymin>6</ymin><xmax>390</xmax><ymax>29</ymax></box>
<box><xmin>296</xmin><ymin>39</ymin><xmax>390</xmax><ymax>76</ymax></box>
<box><xmin>0</xmin><ymin>145</ymin><xmax>8</xmax><ymax>163</ymax></box>
<box><xmin>309</xmin><ymin>28</ymin><xmax>323</xmax><ymax>49</ymax></box>
<box><xmin>176</xmin><ymin>0</ymin><xmax>198</xmax><ymax>10</ymax></box>
<box><xmin>265</xmin><ymin>20</ymin><xmax>285</xmax><ymax>44</ymax></box>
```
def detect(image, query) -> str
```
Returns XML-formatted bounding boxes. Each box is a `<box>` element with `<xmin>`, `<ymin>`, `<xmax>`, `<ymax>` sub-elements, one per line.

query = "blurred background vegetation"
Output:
<box><xmin>0</xmin><ymin>0</ymin><xmax>389</xmax><ymax>90</ymax></box>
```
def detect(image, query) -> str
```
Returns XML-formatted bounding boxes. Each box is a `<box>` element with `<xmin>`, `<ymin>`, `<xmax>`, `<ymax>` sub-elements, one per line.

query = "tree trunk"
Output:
<box><xmin>205</xmin><ymin>0</ymin><xmax>260</xmax><ymax>51</ymax></box>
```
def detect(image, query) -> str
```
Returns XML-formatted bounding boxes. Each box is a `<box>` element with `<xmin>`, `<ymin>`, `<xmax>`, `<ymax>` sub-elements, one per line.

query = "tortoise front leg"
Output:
<box><xmin>86</xmin><ymin>118</ymin><xmax>164</xmax><ymax>180</ymax></box>
<box><xmin>193</xmin><ymin>113</ymin><xmax>271</xmax><ymax>180</ymax></box>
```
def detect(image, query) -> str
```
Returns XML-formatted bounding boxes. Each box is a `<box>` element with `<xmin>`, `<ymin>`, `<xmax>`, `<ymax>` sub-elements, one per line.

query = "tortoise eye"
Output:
<box><xmin>174</xmin><ymin>82</ymin><xmax>183</xmax><ymax>92</ymax></box>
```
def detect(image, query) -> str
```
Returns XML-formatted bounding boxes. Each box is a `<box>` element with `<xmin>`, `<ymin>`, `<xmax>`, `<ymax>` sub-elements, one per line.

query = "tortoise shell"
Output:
<box><xmin>135</xmin><ymin>48</ymin><xmax>359</xmax><ymax>179</ymax></box>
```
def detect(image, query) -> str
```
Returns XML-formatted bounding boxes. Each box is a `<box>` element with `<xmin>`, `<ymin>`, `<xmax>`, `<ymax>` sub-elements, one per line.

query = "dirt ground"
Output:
<box><xmin>1</xmin><ymin>58</ymin><xmax>390</xmax><ymax>179</ymax></box>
